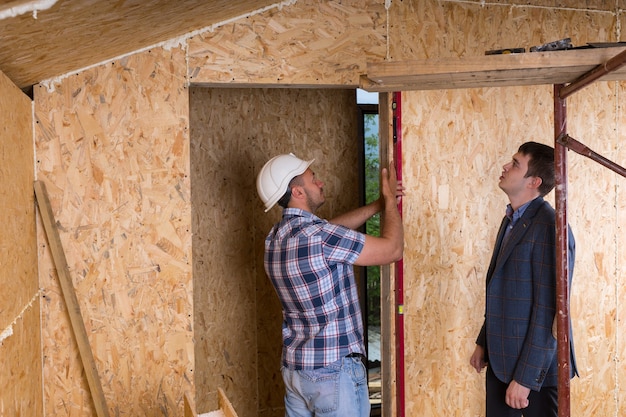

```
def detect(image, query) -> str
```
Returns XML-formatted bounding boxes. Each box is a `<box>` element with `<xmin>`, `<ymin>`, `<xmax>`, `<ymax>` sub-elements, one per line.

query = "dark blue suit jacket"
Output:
<box><xmin>476</xmin><ymin>196</ymin><xmax>577</xmax><ymax>390</ymax></box>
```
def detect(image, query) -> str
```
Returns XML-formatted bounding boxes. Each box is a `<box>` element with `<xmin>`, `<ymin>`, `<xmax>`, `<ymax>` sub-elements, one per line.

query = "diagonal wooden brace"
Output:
<box><xmin>34</xmin><ymin>180</ymin><xmax>111</xmax><ymax>417</ymax></box>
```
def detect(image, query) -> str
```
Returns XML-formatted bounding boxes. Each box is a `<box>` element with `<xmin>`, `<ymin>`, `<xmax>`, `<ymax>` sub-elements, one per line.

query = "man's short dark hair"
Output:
<box><xmin>277</xmin><ymin>188</ymin><xmax>291</xmax><ymax>208</ymax></box>
<box><xmin>277</xmin><ymin>175</ymin><xmax>304</xmax><ymax>208</ymax></box>
<box><xmin>519</xmin><ymin>141</ymin><xmax>555</xmax><ymax>196</ymax></box>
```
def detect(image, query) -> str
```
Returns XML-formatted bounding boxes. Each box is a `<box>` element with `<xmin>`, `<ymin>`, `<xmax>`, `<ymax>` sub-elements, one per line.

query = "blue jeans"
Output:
<box><xmin>281</xmin><ymin>356</ymin><xmax>370</xmax><ymax>417</ymax></box>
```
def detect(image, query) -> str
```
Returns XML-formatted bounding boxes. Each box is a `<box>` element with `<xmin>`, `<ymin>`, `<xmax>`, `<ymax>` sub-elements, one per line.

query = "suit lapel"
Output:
<box><xmin>487</xmin><ymin>197</ymin><xmax>545</xmax><ymax>283</ymax></box>
<box><xmin>486</xmin><ymin>216</ymin><xmax>508</xmax><ymax>284</ymax></box>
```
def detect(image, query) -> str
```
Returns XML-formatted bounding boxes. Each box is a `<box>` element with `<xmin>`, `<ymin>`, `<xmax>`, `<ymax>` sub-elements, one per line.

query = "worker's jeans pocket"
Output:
<box><xmin>282</xmin><ymin>357</ymin><xmax>370</xmax><ymax>417</ymax></box>
<box><xmin>299</xmin><ymin>363</ymin><xmax>341</xmax><ymax>413</ymax></box>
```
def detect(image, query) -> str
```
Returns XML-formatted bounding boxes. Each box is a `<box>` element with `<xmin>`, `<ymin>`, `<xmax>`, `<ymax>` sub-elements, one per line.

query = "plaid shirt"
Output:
<box><xmin>264</xmin><ymin>208</ymin><xmax>366</xmax><ymax>370</ymax></box>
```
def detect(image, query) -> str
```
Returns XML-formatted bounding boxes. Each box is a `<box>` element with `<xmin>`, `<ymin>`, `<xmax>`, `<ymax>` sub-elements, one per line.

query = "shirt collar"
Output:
<box><xmin>283</xmin><ymin>207</ymin><xmax>318</xmax><ymax>221</ymax></box>
<box><xmin>506</xmin><ymin>200</ymin><xmax>532</xmax><ymax>225</ymax></box>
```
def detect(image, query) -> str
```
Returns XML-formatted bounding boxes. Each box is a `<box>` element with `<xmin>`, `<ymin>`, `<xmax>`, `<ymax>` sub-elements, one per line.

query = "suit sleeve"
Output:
<box><xmin>476</xmin><ymin>321</ymin><xmax>486</xmax><ymax>348</ymax></box>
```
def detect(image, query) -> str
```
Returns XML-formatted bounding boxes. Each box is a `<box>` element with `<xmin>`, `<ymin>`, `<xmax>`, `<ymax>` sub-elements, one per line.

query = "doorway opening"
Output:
<box><xmin>190</xmin><ymin>86</ymin><xmax>365</xmax><ymax>416</ymax></box>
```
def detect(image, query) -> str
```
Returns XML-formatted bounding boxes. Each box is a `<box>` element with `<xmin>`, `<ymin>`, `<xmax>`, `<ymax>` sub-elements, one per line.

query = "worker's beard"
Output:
<box><xmin>305</xmin><ymin>189</ymin><xmax>325</xmax><ymax>214</ymax></box>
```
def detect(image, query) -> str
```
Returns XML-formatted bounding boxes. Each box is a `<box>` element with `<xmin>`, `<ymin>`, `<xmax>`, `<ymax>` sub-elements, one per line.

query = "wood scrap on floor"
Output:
<box><xmin>185</xmin><ymin>388</ymin><xmax>238</xmax><ymax>417</ymax></box>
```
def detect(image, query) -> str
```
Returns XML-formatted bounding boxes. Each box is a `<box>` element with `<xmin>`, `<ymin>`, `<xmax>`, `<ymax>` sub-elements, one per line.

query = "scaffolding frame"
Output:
<box><xmin>363</xmin><ymin>46</ymin><xmax>626</xmax><ymax>417</ymax></box>
<box><xmin>552</xmin><ymin>54</ymin><xmax>626</xmax><ymax>415</ymax></box>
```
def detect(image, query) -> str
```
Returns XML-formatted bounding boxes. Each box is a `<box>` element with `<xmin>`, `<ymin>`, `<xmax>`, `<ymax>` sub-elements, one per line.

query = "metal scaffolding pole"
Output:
<box><xmin>552</xmin><ymin>47</ymin><xmax>626</xmax><ymax>417</ymax></box>
<box><xmin>556</xmin><ymin>134</ymin><xmax>626</xmax><ymax>178</ymax></box>
<box><xmin>553</xmin><ymin>84</ymin><xmax>571</xmax><ymax>417</ymax></box>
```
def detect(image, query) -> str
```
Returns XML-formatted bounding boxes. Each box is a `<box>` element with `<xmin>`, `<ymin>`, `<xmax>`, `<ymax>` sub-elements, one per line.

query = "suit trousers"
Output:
<box><xmin>486</xmin><ymin>366</ymin><xmax>558</xmax><ymax>417</ymax></box>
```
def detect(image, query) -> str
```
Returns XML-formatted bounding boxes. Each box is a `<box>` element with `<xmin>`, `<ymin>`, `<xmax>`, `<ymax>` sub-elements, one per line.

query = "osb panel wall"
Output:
<box><xmin>389</xmin><ymin>1</ymin><xmax>626</xmax><ymax>416</ymax></box>
<box><xmin>387</xmin><ymin>1</ymin><xmax>618</xmax><ymax>61</ymax></box>
<box><xmin>189</xmin><ymin>87</ymin><xmax>359</xmax><ymax>417</ymax></box>
<box><xmin>187</xmin><ymin>0</ymin><xmax>387</xmax><ymax>87</ymax></box>
<box><xmin>0</xmin><ymin>70</ymin><xmax>41</xmax><ymax>416</ymax></box>
<box><xmin>616</xmin><ymin>81</ymin><xmax>626</xmax><ymax>412</ymax></box>
<box><xmin>24</xmin><ymin>1</ymin><xmax>626</xmax><ymax>417</ymax></box>
<box><xmin>34</xmin><ymin>47</ymin><xmax>193</xmax><ymax>416</ymax></box>
<box><xmin>565</xmin><ymin>83</ymin><xmax>624</xmax><ymax>416</ymax></box>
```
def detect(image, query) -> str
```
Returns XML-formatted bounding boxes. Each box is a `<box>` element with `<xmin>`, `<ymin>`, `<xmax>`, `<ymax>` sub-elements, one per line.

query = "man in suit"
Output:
<box><xmin>470</xmin><ymin>141</ymin><xmax>577</xmax><ymax>417</ymax></box>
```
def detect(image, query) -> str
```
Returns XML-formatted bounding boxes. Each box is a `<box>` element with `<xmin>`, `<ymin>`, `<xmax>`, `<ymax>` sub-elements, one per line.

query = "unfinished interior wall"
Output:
<box><xmin>389</xmin><ymin>1</ymin><xmax>626</xmax><ymax>416</ymax></box>
<box><xmin>187</xmin><ymin>1</ymin><xmax>626</xmax><ymax>416</ymax></box>
<box><xmin>34</xmin><ymin>47</ymin><xmax>193</xmax><ymax>416</ymax></box>
<box><xmin>189</xmin><ymin>87</ymin><xmax>359</xmax><ymax>416</ymax></box>
<box><xmin>0</xmin><ymin>70</ymin><xmax>41</xmax><ymax>416</ymax></box>
<box><xmin>566</xmin><ymin>81</ymin><xmax>626</xmax><ymax>415</ymax></box>
<box><xmin>31</xmin><ymin>0</ymin><xmax>377</xmax><ymax>414</ymax></box>
<box><xmin>25</xmin><ymin>0</ymin><xmax>626</xmax><ymax>416</ymax></box>
<box><xmin>398</xmin><ymin>83</ymin><xmax>626</xmax><ymax>416</ymax></box>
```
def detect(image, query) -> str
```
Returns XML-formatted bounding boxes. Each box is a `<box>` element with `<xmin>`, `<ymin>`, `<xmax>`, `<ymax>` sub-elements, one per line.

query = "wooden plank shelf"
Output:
<box><xmin>361</xmin><ymin>46</ymin><xmax>626</xmax><ymax>91</ymax></box>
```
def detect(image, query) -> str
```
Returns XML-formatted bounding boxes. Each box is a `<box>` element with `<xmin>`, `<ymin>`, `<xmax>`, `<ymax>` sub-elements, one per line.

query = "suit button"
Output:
<box><xmin>536</xmin><ymin>369</ymin><xmax>547</xmax><ymax>383</ymax></box>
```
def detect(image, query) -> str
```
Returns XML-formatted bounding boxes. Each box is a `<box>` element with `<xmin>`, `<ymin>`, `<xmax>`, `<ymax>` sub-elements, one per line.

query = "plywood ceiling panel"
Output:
<box><xmin>0</xmin><ymin>0</ymin><xmax>280</xmax><ymax>89</ymax></box>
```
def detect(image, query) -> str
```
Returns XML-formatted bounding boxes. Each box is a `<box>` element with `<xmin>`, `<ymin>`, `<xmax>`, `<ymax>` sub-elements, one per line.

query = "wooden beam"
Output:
<box><xmin>218</xmin><ymin>388</ymin><xmax>239</xmax><ymax>417</ymax></box>
<box><xmin>361</xmin><ymin>46</ymin><xmax>626</xmax><ymax>91</ymax></box>
<box><xmin>184</xmin><ymin>389</ymin><xmax>238</xmax><ymax>416</ymax></box>
<box><xmin>184</xmin><ymin>392</ymin><xmax>198</xmax><ymax>417</ymax></box>
<box><xmin>560</xmin><ymin>47</ymin><xmax>626</xmax><ymax>98</ymax></box>
<box><xmin>34</xmin><ymin>180</ymin><xmax>111</xmax><ymax>417</ymax></box>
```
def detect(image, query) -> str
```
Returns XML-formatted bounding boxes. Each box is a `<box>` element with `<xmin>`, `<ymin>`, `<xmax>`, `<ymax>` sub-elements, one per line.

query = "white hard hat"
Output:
<box><xmin>257</xmin><ymin>153</ymin><xmax>314</xmax><ymax>212</ymax></box>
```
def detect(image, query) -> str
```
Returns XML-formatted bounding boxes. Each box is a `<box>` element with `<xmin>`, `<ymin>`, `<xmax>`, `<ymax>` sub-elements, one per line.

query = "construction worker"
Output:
<box><xmin>257</xmin><ymin>153</ymin><xmax>403</xmax><ymax>417</ymax></box>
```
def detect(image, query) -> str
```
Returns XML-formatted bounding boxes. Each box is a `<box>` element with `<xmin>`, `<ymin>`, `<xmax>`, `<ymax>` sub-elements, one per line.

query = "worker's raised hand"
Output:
<box><xmin>381</xmin><ymin>160</ymin><xmax>404</xmax><ymax>204</ymax></box>
<box><xmin>354</xmin><ymin>160</ymin><xmax>404</xmax><ymax>266</ymax></box>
